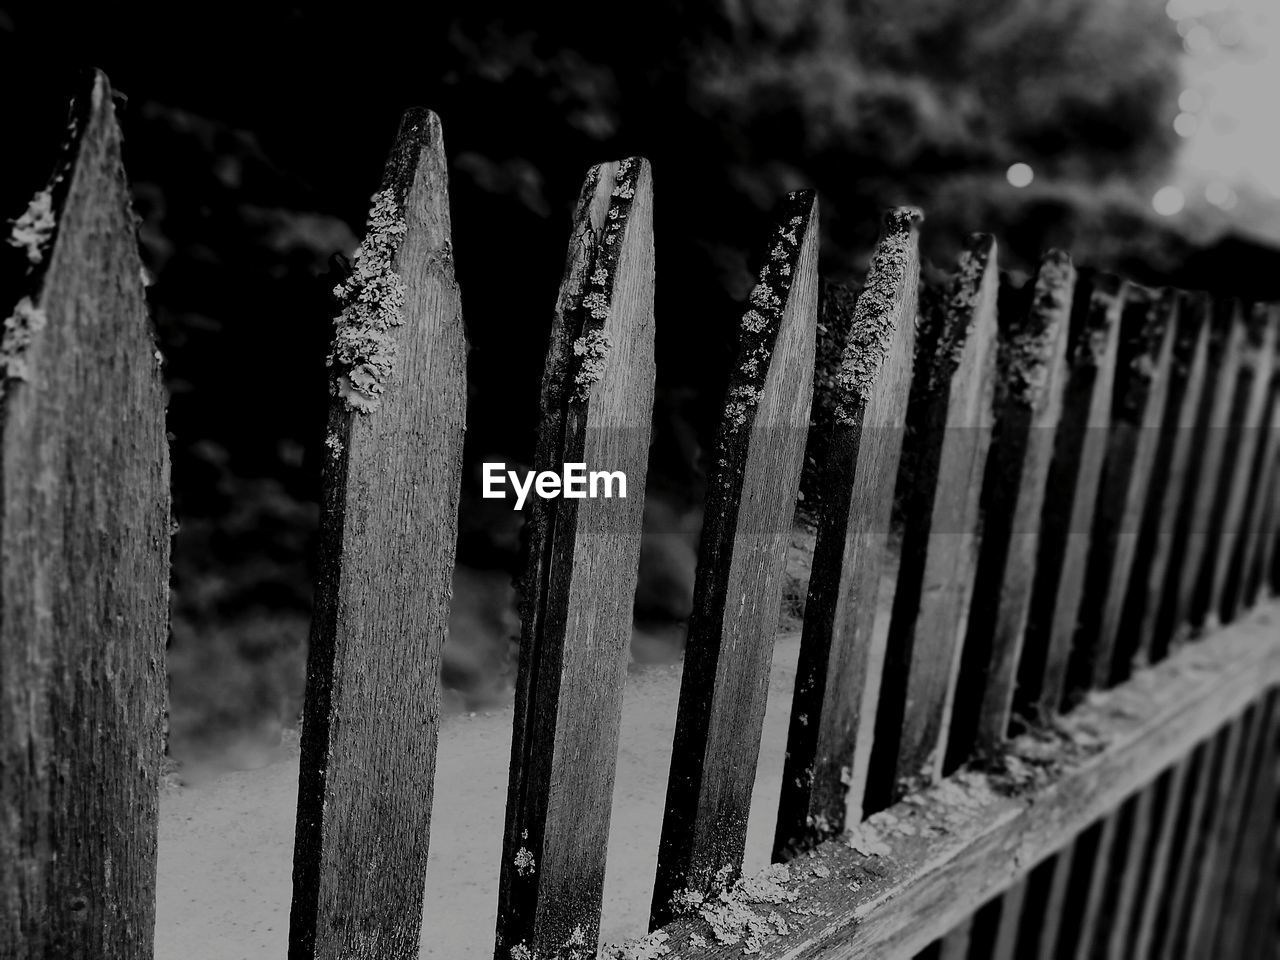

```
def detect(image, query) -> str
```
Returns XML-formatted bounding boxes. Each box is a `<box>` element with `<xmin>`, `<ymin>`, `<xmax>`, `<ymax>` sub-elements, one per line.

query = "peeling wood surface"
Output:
<box><xmin>865</xmin><ymin>235</ymin><xmax>999</xmax><ymax>812</ymax></box>
<box><xmin>947</xmin><ymin>250</ymin><xmax>1072</xmax><ymax>770</ymax></box>
<box><xmin>0</xmin><ymin>70</ymin><xmax>170</xmax><ymax>960</ymax></box>
<box><xmin>496</xmin><ymin>157</ymin><xmax>655</xmax><ymax>956</ymax></box>
<box><xmin>775</xmin><ymin>209</ymin><xmax>919</xmax><ymax>857</ymax></box>
<box><xmin>1066</xmin><ymin>285</ymin><xmax>1176</xmax><ymax>698</ymax></box>
<box><xmin>1016</xmin><ymin>272</ymin><xmax>1124</xmax><ymax>720</ymax></box>
<box><xmin>653</xmin><ymin>193</ymin><xmax>818</xmax><ymax>922</ymax></box>
<box><xmin>644</xmin><ymin>602</ymin><xmax>1280</xmax><ymax>960</ymax></box>
<box><xmin>289</xmin><ymin>110</ymin><xmax>467</xmax><ymax>960</ymax></box>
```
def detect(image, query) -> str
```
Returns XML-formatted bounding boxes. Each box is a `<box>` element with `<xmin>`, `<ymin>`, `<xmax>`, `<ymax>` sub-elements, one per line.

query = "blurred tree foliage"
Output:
<box><xmin>0</xmin><ymin>0</ymin><xmax>1185</xmax><ymax>765</ymax></box>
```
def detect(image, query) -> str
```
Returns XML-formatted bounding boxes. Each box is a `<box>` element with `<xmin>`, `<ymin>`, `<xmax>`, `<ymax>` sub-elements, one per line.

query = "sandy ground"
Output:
<box><xmin>156</xmin><ymin>634</ymin><xmax>808</xmax><ymax>959</ymax></box>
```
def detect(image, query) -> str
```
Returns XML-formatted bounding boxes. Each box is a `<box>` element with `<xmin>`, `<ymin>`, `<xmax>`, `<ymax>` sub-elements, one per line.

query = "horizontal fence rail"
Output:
<box><xmin>5</xmin><ymin>75</ymin><xmax>1280</xmax><ymax>960</ymax></box>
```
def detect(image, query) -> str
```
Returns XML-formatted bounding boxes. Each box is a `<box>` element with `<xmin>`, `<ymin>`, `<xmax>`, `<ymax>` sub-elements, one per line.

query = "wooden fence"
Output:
<box><xmin>4</xmin><ymin>73</ymin><xmax>1280</xmax><ymax>960</ymax></box>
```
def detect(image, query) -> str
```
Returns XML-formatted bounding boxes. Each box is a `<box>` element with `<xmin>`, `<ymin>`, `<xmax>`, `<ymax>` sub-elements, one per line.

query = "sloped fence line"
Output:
<box><xmin>3</xmin><ymin>72</ymin><xmax>1279</xmax><ymax>960</ymax></box>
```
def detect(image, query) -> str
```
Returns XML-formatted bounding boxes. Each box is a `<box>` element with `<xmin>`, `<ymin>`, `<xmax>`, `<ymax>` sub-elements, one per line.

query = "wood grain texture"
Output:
<box><xmin>495</xmin><ymin>157</ymin><xmax>655</xmax><ymax>956</ymax></box>
<box><xmin>289</xmin><ymin>110</ymin><xmax>467</xmax><ymax>960</ymax></box>
<box><xmin>774</xmin><ymin>208</ymin><xmax>920</xmax><ymax>858</ymax></box>
<box><xmin>1065</xmin><ymin>285</ymin><xmax>1176</xmax><ymax>699</ymax></box>
<box><xmin>1127</xmin><ymin>757</ymin><xmax>1190</xmax><ymax>959</ymax></box>
<box><xmin>1169</xmin><ymin>299</ymin><xmax>1248</xmax><ymax>644</ymax></box>
<box><xmin>1150</xmin><ymin>734</ymin><xmax>1221</xmax><ymax>960</ymax></box>
<box><xmin>651</xmin><ymin>192</ymin><xmax>818</xmax><ymax>923</ymax></box>
<box><xmin>0</xmin><ymin>71</ymin><xmax>170</xmax><ymax>960</ymax></box>
<box><xmin>642</xmin><ymin>602</ymin><xmax>1280</xmax><ymax>960</ymax></box>
<box><xmin>1206</xmin><ymin>305</ymin><xmax>1278</xmax><ymax>627</ymax></box>
<box><xmin>1122</xmin><ymin>291</ymin><xmax>1211</xmax><ymax>666</ymax></box>
<box><xmin>945</xmin><ymin>250</ymin><xmax>1072</xmax><ymax>772</ymax></box>
<box><xmin>1015</xmin><ymin>272</ymin><xmax>1124</xmax><ymax>721</ymax></box>
<box><xmin>864</xmin><ymin>235</ymin><xmax>999</xmax><ymax>813</ymax></box>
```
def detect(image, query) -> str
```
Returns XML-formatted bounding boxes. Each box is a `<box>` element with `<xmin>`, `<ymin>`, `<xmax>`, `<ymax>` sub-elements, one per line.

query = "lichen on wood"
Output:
<box><xmin>327</xmin><ymin>188</ymin><xmax>408</xmax><ymax>413</ymax></box>
<box><xmin>1</xmin><ymin>296</ymin><xmax>48</xmax><ymax>391</ymax></box>
<box><xmin>835</xmin><ymin>206</ymin><xmax>923</xmax><ymax>420</ymax></box>
<box><xmin>1000</xmin><ymin>249</ymin><xmax>1073</xmax><ymax>406</ymax></box>
<box><xmin>7</xmin><ymin>188</ymin><xmax>56</xmax><ymax>266</ymax></box>
<box><xmin>569</xmin><ymin>157</ymin><xmax>642</xmax><ymax>400</ymax></box>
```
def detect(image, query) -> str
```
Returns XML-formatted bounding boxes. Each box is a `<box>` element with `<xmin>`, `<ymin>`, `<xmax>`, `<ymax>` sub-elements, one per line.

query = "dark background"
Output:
<box><xmin>2</xmin><ymin>1</ymin><xmax>1273</xmax><ymax>772</ymax></box>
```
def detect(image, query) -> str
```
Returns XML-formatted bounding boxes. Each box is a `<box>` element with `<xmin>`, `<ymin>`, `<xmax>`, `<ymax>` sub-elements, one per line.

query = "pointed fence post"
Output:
<box><xmin>773</xmin><ymin>207</ymin><xmax>920</xmax><ymax>857</ymax></box>
<box><xmin>863</xmin><ymin>234</ymin><xmax>999</xmax><ymax>814</ymax></box>
<box><xmin>651</xmin><ymin>192</ymin><xmax>819</xmax><ymax>924</ymax></box>
<box><xmin>288</xmin><ymin>109</ymin><xmax>467</xmax><ymax>960</ymax></box>
<box><xmin>495</xmin><ymin>157</ymin><xmax>655</xmax><ymax>958</ymax></box>
<box><xmin>0</xmin><ymin>70</ymin><xmax>170</xmax><ymax>960</ymax></box>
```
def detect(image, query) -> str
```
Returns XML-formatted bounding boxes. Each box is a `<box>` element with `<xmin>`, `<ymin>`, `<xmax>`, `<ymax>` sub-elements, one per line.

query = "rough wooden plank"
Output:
<box><xmin>1167</xmin><ymin>299</ymin><xmax>1248</xmax><ymax>645</ymax></box>
<box><xmin>864</xmin><ymin>235</ymin><xmax>999</xmax><ymax>813</ymax></box>
<box><xmin>1015</xmin><ymin>272</ymin><xmax>1124</xmax><ymax>721</ymax></box>
<box><xmin>627</xmin><ymin>602</ymin><xmax>1280</xmax><ymax>960</ymax></box>
<box><xmin>946</xmin><ymin>250</ymin><xmax>1072</xmax><ymax>771</ymax></box>
<box><xmin>1212</xmin><ymin>691</ymin><xmax>1280</xmax><ymax>958</ymax></box>
<box><xmin>1128</xmin><ymin>756</ymin><xmax>1190</xmax><ymax>959</ymax></box>
<box><xmin>774</xmin><ymin>208</ymin><xmax>920</xmax><ymax>858</ymax></box>
<box><xmin>1121</xmin><ymin>291</ymin><xmax>1211</xmax><ymax>665</ymax></box>
<box><xmin>651</xmin><ymin>192</ymin><xmax>819</xmax><ymax>923</ymax></box>
<box><xmin>1205</xmin><ymin>305</ymin><xmax>1278</xmax><ymax>627</ymax></box>
<box><xmin>1150</xmin><ymin>733</ymin><xmax>1222</xmax><ymax>960</ymax></box>
<box><xmin>289</xmin><ymin>109</ymin><xmax>466</xmax><ymax>960</ymax></box>
<box><xmin>1065</xmin><ymin>285</ymin><xmax>1176</xmax><ymax>699</ymax></box>
<box><xmin>0</xmin><ymin>70</ymin><xmax>170</xmax><ymax>960</ymax></box>
<box><xmin>495</xmin><ymin>158</ymin><xmax>655</xmax><ymax>956</ymax></box>
<box><xmin>1176</xmin><ymin>709</ymin><xmax>1252</xmax><ymax>959</ymax></box>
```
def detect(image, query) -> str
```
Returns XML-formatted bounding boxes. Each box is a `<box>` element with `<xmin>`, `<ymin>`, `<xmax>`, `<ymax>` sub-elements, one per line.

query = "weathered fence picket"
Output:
<box><xmin>496</xmin><ymin>156</ymin><xmax>655</xmax><ymax>957</ymax></box>
<box><xmin>946</xmin><ymin>249</ymin><xmax>1072</xmax><ymax>771</ymax></box>
<box><xmin>1205</xmin><ymin>305</ymin><xmax>1277</xmax><ymax>627</ymax></box>
<box><xmin>1067</xmin><ymin>284</ymin><xmax>1176</xmax><ymax>697</ymax></box>
<box><xmin>0</xmin><ymin>70</ymin><xmax>170</xmax><ymax>960</ymax></box>
<box><xmin>1125</xmin><ymin>291</ymin><xmax>1212</xmax><ymax>664</ymax></box>
<box><xmin>11</xmin><ymin>78</ymin><xmax>1280</xmax><ymax>960</ymax></box>
<box><xmin>1015</xmin><ymin>271</ymin><xmax>1123</xmax><ymax>720</ymax></box>
<box><xmin>1238</xmin><ymin>385</ymin><xmax>1280</xmax><ymax>608</ymax></box>
<box><xmin>289</xmin><ymin>109</ymin><xmax>467</xmax><ymax>960</ymax></box>
<box><xmin>1174</xmin><ymin>298</ymin><xmax>1249</xmax><ymax>641</ymax></box>
<box><xmin>864</xmin><ymin>234</ymin><xmax>999</xmax><ymax>814</ymax></box>
<box><xmin>774</xmin><ymin>207</ymin><xmax>919</xmax><ymax>857</ymax></box>
<box><xmin>651</xmin><ymin>192</ymin><xmax>819</xmax><ymax>922</ymax></box>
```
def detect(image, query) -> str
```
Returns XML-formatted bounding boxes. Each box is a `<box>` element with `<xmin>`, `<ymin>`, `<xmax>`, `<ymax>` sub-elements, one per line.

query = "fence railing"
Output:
<box><xmin>4</xmin><ymin>74</ymin><xmax>1279</xmax><ymax>960</ymax></box>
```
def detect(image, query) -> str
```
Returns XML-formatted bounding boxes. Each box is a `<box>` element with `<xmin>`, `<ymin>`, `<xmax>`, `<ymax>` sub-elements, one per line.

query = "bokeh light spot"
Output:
<box><xmin>1006</xmin><ymin>162</ymin><xmax>1034</xmax><ymax>188</ymax></box>
<box><xmin>1153</xmin><ymin>185</ymin><xmax>1186</xmax><ymax>216</ymax></box>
